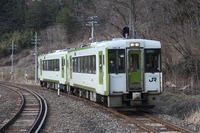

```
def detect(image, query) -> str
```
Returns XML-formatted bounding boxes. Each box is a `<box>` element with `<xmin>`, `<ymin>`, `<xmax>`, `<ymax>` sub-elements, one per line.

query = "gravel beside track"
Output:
<box><xmin>0</xmin><ymin>86</ymin><xmax>19</xmax><ymax>127</ymax></box>
<box><xmin>21</xmin><ymin>84</ymin><xmax>141</xmax><ymax>133</ymax></box>
<box><xmin>1</xmin><ymin>83</ymin><xmax>199</xmax><ymax>132</ymax></box>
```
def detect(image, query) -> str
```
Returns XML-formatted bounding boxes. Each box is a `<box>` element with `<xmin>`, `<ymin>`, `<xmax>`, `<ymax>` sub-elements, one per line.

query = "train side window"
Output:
<box><xmin>93</xmin><ymin>56</ymin><xmax>96</xmax><ymax>73</ymax></box>
<box><xmin>63</xmin><ymin>59</ymin><xmax>65</xmax><ymax>66</ymax></box>
<box><xmin>145</xmin><ymin>49</ymin><xmax>161</xmax><ymax>72</ymax></box>
<box><xmin>108</xmin><ymin>50</ymin><xmax>116</xmax><ymax>73</ymax></box>
<box><xmin>75</xmin><ymin>58</ymin><xmax>78</xmax><ymax>72</ymax></box>
<box><xmin>48</xmin><ymin>60</ymin><xmax>51</xmax><ymax>71</ymax></box>
<box><xmin>61</xmin><ymin>59</ymin><xmax>63</xmax><ymax>67</ymax></box>
<box><xmin>89</xmin><ymin>56</ymin><xmax>93</xmax><ymax>73</ymax></box>
<box><xmin>44</xmin><ymin>61</ymin><xmax>46</xmax><ymax>70</ymax></box>
<box><xmin>103</xmin><ymin>55</ymin><xmax>105</xmax><ymax>65</ymax></box>
<box><xmin>80</xmin><ymin>57</ymin><xmax>84</xmax><ymax>73</ymax></box>
<box><xmin>72</xmin><ymin>55</ymin><xmax>96</xmax><ymax>74</ymax></box>
<box><xmin>55</xmin><ymin>60</ymin><xmax>57</xmax><ymax>71</ymax></box>
<box><xmin>73</xmin><ymin>58</ymin><xmax>78</xmax><ymax>72</ymax></box>
<box><xmin>57</xmin><ymin>59</ymin><xmax>60</xmax><ymax>71</ymax></box>
<box><xmin>51</xmin><ymin>60</ymin><xmax>53</xmax><ymax>71</ymax></box>
<box><xmin>50</xmin><ymin>60</ymin><xmax>52</xmax><ymax>71</ymax></box>
<box><xmin>99</xmin><ymin>56</ymin><xmax>102</xmax><ymax>72</ymax></box>
<box><xmin>45</xmin><ymin>60</ymin><xmax>47</xmax><ymax>70</ymax></box>
<box><xmin>108</xmin><ymin>49</ymin><xmax>125</xmax><ymax>73</ymax></box>
<box><xmin>78</xmin><ymin>57</ymin><xmax>81</xmax><ymax>72</ymax></box>
<box><xmin>53</xmin><ymin>60</ymin><xmax>55</xmax><ymax>71</ymax></box>
<box><xmin>47</xmin><ymin>60</ymin><xmax>49</xmax><ymax>71</ymax></box>
<box><xmin>48</xmin><ymin>60</ymin><xmax>50</xmax><ymax>71</ymax></box>
<box><xmin>118</xmin><ymin>50</ymin><xmax>125</xmax><ymax>73</ymax></box>
<box><xmin>43</xmin><ymin>61</ymin><xmax>45</xmax><ymax>70</ymax></box>
<box><xmin>47</xmin><ymin>60</ymin><xmax>48</xmax><ymax>70</ymax></box>
<box><xmin>84</xmin><ymin>56</ymin><xmax>88</xmax><ymax>73</ymax></box>
<box><xmin>72</xmin><ymin>58</ymin><xmax>75</xmax><ymax>72</ymax></box>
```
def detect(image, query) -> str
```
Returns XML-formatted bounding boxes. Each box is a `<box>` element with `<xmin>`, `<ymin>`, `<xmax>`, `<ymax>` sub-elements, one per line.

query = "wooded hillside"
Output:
<box><xmin>0</xmin><ymin>0</ymin><xmax>200</xmax><ymax>88</ymax></box>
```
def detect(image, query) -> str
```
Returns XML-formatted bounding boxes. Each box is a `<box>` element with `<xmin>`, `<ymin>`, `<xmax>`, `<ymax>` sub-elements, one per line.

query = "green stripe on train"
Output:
<box><xmin>73</xmin><ymin>83</ymin><xmax>96</xmax><ymax>92</ymax></box>
<box><xmin>66</xmin><ymin>55</ymin><xmax>68</xmax><ymax>82</ymax></box>
<box><xmin>68</xmin><ymin>46</ymin><xmax>94</xmax><ymax>53</ymax></box>
<box><xmin>104</xmin><ymin>47</ymin><xmax>109</xmax><ymax>96</ymax></box>
<box><xmin>43</xmin><ymin>79</ymin><xmax>59</xmax><ymax>83</ymax></box>
<box><xmin>98</xmin><ymin>51</ymin><xmax>103</xmax><ymax>85</ymax></box>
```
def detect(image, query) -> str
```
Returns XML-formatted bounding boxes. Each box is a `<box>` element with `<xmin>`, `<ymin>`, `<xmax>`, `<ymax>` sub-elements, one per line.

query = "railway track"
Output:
<box><xmin>1</xmin><ymin>83</ymin><xmax>192</xmax><ymax>132</ymax></box>
<box><xmin>0</xmin><ymin>82</ymin><xmax>47</xmax><ymax>133</ymax></box>
<box><xmin>121</xmin><ymin>111</ymin><xmax>192</xmax><ymax>133</ymax></box>
<box><xmin>97</xmin><ymin>107</ymin><xmax>191</xmax><ymax>133</ymax></box>
<box><xmin>41</xmin><ymin>87</ymin><xmax>191</xmax><ymax>133</ymax></box>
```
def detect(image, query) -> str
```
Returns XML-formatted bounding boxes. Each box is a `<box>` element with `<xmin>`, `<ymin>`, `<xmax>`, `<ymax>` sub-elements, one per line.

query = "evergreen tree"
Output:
<box><xmin>25</xmin><ymin>0</ymin><xmax>61</xmax><ymax>30</ymax></box>
<box><xmin>0</xmin><ymin>0</ymin><xmax>15</xmax><ymax>36</ymax></box>
<box><xmin>56</xmin><ymin>2</ymin><xmax>81</xmax><ymax>42</ymax></box>
<box><xmin>0</xmin><ymin>0</ymin><xmax>27</xmax><ymax>37</ymax></box>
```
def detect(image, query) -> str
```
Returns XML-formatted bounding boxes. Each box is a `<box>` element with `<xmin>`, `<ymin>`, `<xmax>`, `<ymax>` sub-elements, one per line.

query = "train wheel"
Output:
<box><xmin>44</xmin><ymin>82</ymin><xmax>47</xmax><ymax>88</ymax></box>
<box><xmin>86</xmin><ymin>91</ymin><xmax>90</xmax><ymax>99</ymax></box>
<box><xmin>40</xmin><ymin>81</ymin><xmax>44</xmax><ymax>87</ymax></box>
<box><xmin>90</xmin><ymin>92</ymin><xmax>97</xmax><ymax>102</ymax></box>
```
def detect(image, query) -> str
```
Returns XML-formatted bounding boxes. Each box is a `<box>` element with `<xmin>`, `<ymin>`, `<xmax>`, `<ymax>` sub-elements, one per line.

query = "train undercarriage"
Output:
<box><xmin>40</xmin><ymin>81</ymin><xmax>157</xmax><ymax>109</ymax></box>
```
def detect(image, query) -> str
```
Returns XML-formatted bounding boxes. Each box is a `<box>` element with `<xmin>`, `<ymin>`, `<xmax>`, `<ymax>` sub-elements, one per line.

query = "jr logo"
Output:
<box><xmin>149</xmin><ymin>77</ymin><xmax>157</xmax><ymax>82</ymax></box>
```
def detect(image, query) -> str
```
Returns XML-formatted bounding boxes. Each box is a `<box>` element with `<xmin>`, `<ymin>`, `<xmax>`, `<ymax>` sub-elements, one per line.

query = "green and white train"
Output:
<box><xmin>38</xmin><ymin>38</ymin><xmax>162</xmax><ymax>108</ymax></box>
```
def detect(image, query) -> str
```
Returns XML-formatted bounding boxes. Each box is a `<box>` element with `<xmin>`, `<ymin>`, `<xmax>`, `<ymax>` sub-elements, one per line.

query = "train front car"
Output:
<box><xmin>107</xmin><ymin>39</ymin><xmax>162</xmax><ymax>108</ymax></box>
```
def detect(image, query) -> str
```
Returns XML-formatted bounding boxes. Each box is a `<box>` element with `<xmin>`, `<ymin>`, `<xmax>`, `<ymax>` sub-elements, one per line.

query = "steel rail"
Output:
<box><xmin>28</xmin><ymin>90</ymin><xmax>48</xmax><ymax>133</ymax></box>
<box><xmin>0</xmin><ymin>82</ymin><xmax>47</xmax><ymax>133</ymax></box>
<box><xmin>0</xmin><ymin>84</ymin><xmax>25</xmax><ymax>131</ymax></box>
<box><xmin>141</xmin><ymin>112</ymin><xmax>191</xmax><ymax>133</ymax></box>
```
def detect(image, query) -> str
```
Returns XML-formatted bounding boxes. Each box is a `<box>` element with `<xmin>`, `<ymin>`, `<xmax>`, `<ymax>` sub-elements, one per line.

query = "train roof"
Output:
<box><xmin>39</xmin><ymin>48</ymin><xmax>69</xmax><ymax>57</ymax></box>
<box><xmin>91</xmin><ymin>38</ymin><xmax>161</xmax><ymax>49</ymax></box>
<box><xmin>39</xmin><ymin>38</ymin><xmax>161</xmax><ymax>57</ymax></box>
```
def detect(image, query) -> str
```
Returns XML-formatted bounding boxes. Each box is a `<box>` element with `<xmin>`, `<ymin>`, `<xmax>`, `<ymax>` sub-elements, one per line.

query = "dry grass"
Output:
<box><xmin>154</xmin><ymin>90</ymin><xmax>200</xmax><ymax>123</ymax></box>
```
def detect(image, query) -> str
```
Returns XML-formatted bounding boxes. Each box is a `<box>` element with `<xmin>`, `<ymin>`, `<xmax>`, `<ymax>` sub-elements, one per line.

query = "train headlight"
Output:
<box><xmin>135</xmin><ymin>42</ymin><xmax>140</xmax><ymax>47</ymax></box>
<box><xmin>130</xmin><ymin>42</ymin><xmax>140</xmax><ymax>47</ymax></box>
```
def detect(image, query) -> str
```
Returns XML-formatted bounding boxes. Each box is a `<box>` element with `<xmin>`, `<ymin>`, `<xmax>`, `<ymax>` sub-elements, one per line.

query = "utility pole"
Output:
<box><xmin>86</xmin><ymin>16</ymin><xmax>98</xmax><ymax>42</ymax></box>
<box><xmin>31</xmin><ymin>32</ymin><xmax>41</xmax><ymax>84</ymax></box>
<box><xmin>10</xmin><ymin>40</ymin><xmax>15</xmax><ymax>80</ymax></box>
<box><xmin>1</xmin><ymin>69</ymin><xmax>4</xmax><ymax>80</ymax></box>
<box><xmin>130</xmin><ymin>0</ymin><xmax>136</xmax><ymax>38</ymax></box>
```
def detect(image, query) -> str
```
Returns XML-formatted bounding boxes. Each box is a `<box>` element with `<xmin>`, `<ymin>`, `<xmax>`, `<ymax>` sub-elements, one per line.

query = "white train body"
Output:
<box><xmin>38</xmin><ymin>39</ymin><xmax>162</xmax><ymax>108</ymax></box>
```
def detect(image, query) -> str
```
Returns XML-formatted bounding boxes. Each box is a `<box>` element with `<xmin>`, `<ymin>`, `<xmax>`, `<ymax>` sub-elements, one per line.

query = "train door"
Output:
<box><xmin>61</xmin><ymin>57</ymin><xmax>65</xmax><ymax>78</ymax></box>
<box><xmin>99</xmin><ymin>51</ymin><xmax>103</xmax><ymax>85</ymax></box>
<box><xmin>70</xmin><ymin>56</ymin><xmax>72</xmax><ymax>79</ymax></box>
<box><xmin>66</xmin><ymin>55</ymin><xmax>68</xmax><ymax>82</ymax></box>
<box><xmin>40</xmin><ymin>59</ymin><xmax>42</xmax><ymax>76</ymax></box>
<box><xmin>108</xmin><ymin>49</ymin><xmax>126</xmax><ymax>94</ymax></box>
<box><xmin>128</xmin><ymin>50</ymin><xmax>142</xmax><ymax>90</ymax></box>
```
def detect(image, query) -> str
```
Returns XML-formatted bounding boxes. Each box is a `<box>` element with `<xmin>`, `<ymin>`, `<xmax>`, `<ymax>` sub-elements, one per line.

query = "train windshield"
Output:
<box><xmin>145</xmin><ymin>49</ymin><xmax>161</xmax><ymax>72</ymax></box>
<box><xmin>108</xmin><ymin>49</ymin><xmax>125</xmax><ymax>73</ymax></box>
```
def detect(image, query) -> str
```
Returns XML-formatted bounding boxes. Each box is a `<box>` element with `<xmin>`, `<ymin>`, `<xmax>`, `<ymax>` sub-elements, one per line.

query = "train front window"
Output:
<box><xmin>145</xmin><ymin>49</ymin><xmax>161</xmax><ymax>72</ymax></box>
<box><xmin>108</xmin><ymin>49</ymin><xmax>125</xmax><ymax>73</ymax></box>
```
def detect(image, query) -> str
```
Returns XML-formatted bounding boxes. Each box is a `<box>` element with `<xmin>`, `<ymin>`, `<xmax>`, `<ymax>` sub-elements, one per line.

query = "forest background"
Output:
<box><xmin>0</xmin><ymin>0</ymin><xmax>200</xmax><ymax>89</ymax></box>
